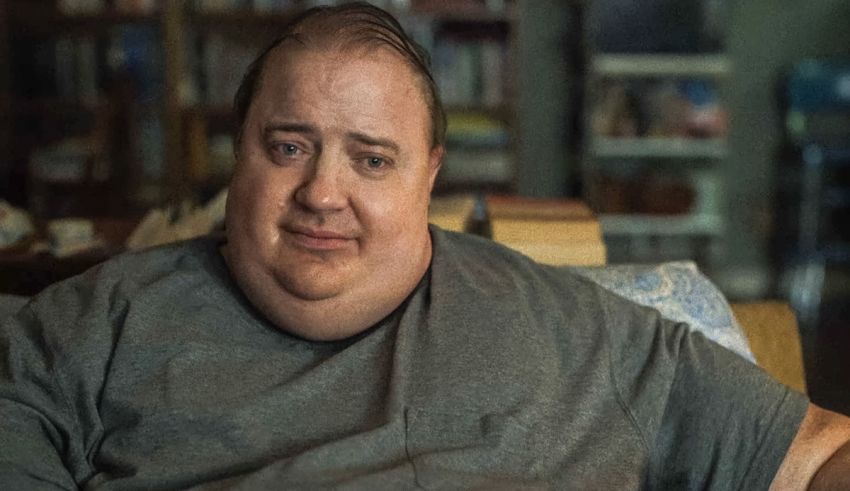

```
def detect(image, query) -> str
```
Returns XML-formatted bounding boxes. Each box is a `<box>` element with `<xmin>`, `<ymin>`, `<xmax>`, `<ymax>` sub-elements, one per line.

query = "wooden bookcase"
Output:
<box><xmin>0</xmin><ymin>0</ymin><xmax>522</xmax><ymax>219</ymax></box>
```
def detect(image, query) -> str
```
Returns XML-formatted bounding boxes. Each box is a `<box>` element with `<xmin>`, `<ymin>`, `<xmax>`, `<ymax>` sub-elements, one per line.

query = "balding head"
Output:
<box><xmin>234</xmin><ymin>2</ymin><xmax>446</xmax><ymax>150</ymax></box>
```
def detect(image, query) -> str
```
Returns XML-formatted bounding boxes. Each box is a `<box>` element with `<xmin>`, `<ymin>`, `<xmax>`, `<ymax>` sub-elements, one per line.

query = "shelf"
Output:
<box><xmin>824</xmin><ymin>188</ymin><xmax>850</xmax><ymax>208</ymax></box>
<box><xmin>591</xmin><ymin>54</ymin><xmax>731</xmax><ymax>78</ymax></box>
<box><xmin>1</xmin><ymin>1</ymin><xmax>523</xmax><ymax>207</ymax></box>
<box><xmin>408</xmin><ymin>8</ymin><xmax>515</xmax><ymax>24</ymax></box>
<box><xmin>182</xmin><ymin>104</ymin><xmax>234</xmax><ymax>118</ymax></box>
<box><xmin>187</xmin><ymin>6</ymin><xmax>513</xmax><ymax>30</ymax></box>
<box><xmin>188</xmin><ymin>10</ymin><xmax>300</xmax><ymax>30</ymax></box>
<box><xmin>801</xmin><ymin>143</ymin><xmax>850</xmax><ymax>166</ymax></box>
<box><xmin>15</xmin><ymin>97</ymin><xmax>162</xmax><ymax>112</ymax></box>
<box><xmin>434</xmin><ymin>180</ymin><xmax>514</xmax><ymax>196</ymax></box>
<box><xmin>591</xmin><ymin>137</ymin><xmax>727</xmax><ymax>159</ymax></box>
<box><xmin>13</xmin><ymin>99</ymin><xmax>97</xmax><ymax>116</ymax></box>
<box><xmin>600</xmin><ymin>213</ymin><xmax>724</xmax><ymax>237</ymax></box>
<box><xmin>445</xmin><ymin>104</ymin><xmax>514</xmax><ymax>121</ymax></box>
<box><xmin>10</xmin><ymin>11</ymin><xmax>159</xmax><ymax>36</ymax></box>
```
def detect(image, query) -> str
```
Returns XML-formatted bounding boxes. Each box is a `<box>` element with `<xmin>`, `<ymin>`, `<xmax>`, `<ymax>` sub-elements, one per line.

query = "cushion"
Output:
<box><xmin>569</xmin><ymin>261</ymin><xmax>755</xmax><ymax>362</ymax></box>
<box><xmin>731</xmin><ymin>302</ymin><xmax>806</xmax><ymax>393</ymax></box>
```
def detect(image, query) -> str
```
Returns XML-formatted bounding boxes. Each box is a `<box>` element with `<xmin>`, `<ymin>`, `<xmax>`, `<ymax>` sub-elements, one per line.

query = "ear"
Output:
<box><xmin>427</xmin><ymin>145</ymin><xmax>444</xmax><ymax>192</ymax></box>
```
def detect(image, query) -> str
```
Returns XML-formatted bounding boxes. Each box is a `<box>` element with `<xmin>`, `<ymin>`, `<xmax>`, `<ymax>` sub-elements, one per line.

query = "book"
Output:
<box><xmin>433</xmin><ymin>38</ymin><xmax>508</xmax><ymax>108</ymax></box>
<box><xmin>488</xmin><ymin>196</ymin><xmax>607</xmax><ymax>266</ymax></box>
<box><xmin>441</xmin><ymin>148</ymin><xmax>512</xmax><ymax>184</ymax></box>
<box><xmin>487</xmin><ymin>195</ymin><xmax>597</xmax><ymax>220</ymax></box>
<box><xmin>487</xmin><ymin>196</ymin><xmax>603</xmax><ymax>244</ymax></box>
<box><xmin>428</xmin><ymin>194</ymin><xmax>476</xmax><ymax>232</ymax></box>
<box><xmin>57</xmin><ymin>0</ymin><xmax>106</xmax><ymax>14</ymax></box>
<box><xmin>203</xmin><ymin>33</ymin><xmax>256</xmax><ymax>106</ymax></box>
<box><xmin>498</xmin><ymin>239</ymin><xmax>607</xmax><ymax>266</ymax></box>
<box><xmin>429</xmin><ymin>195</ymin><xmax>608</xmax><ymax>266</ymax></box>
<box><xmin>55</xmin><ymin>36</ymin><xmax>98</xmax><ymax>107</ymax></box>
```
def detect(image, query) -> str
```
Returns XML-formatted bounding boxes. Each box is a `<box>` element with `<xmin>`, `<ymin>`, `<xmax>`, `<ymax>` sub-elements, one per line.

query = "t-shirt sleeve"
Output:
<box><xmin>600</xmin><ymin>294</ymin><xmax>809</xmax><ymax>490</ymax></box>
<box><xmin>0</xmin><ymin>273</ymin><xmax>116</xmax><ymax>489</ymax></box>
<box><xmin>0</xmin><ymin>305</ymin><xmax>80</xmax><ymax>489</ymax></box>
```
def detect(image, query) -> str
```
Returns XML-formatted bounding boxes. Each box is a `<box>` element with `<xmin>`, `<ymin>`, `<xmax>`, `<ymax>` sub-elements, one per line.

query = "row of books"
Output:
<box><xmin>429</xmin><ymin>195</ymin><xmax>607</xmax><ymax>266</ymax></box>
<box><xmin>191</xmin><ymin>27</ymin><xmax>510</xmax><ymax>111</ymax></box>
<box><xmin>192</xmin><ymin>1</ymin><xmax>412</xmax><ymax>12</ymax></box>
<box><xmin>58</xmin><ymin>0</ymin><xmax>160</xmax><ymax>14</ymax></box>
<box><xmin>192</xmin><ymin>33</ymin><xmax>257</xmax><ymax>107</ymax></box>
<box><xmin>192</xmin><ymin>1</ymin><xmax>510</xmax><ymax>13</ymax></box>
<box><xmin>45</xmin><ymin>26</ymin><xmax>164</xmax><ymax>106</ymax></box>
<box><xmin>433</xmin><ymin>38</ymin><xmax>507</xmax><ymax>109</ymax></box>
<box><xmin>591</xmin><ymin>79</ymin><xmax>727</xmax><ymax>139</ymax></box>
<box><xmin>48</xmin><ymin>3</ymin><xmax>511</xmax><ymax>112</ymax></box>
<box><xmin>193</xmin><ymin>0</ymin><xmax>293</xmax><ymax>11</ymax></box>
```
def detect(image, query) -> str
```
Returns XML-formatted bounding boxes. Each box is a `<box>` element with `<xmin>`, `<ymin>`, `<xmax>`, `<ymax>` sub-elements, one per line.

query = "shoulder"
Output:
<box><xmin>429</xmin><ymin>225</ymin><xmax>654</xmax><ymax>339</ymax></box>
<box><xmin>430</xmin><ymin>225</ymin><xmax>640</xmax><ymax>311</ymax></box>
<box><xmin>430</xmin><ymin>225</ymin><xmax>584</xmax><ymax>291</ymax></box>
<box><xmin>95</xmin><ymin>235</ymin><xmax>223</xmax><ymax>285</ymax></box>
<box><xmin>22</xmin><ymin>235</ymin><xmax>227</xmax><ymax>329</ymax></box>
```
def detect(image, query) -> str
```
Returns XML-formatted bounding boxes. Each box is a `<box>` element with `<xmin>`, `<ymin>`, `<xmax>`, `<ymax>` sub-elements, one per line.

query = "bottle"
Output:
<box><xmin>465</xmin><ymin>193</ymin><xmax>492</xmax><ymax>239</ymax></box>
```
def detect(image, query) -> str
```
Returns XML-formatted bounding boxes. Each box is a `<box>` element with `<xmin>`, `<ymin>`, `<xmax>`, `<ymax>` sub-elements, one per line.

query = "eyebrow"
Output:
<box><xmin>263</xmin><ymin>122</ymin><xmax>318</xmax><ymax>138</ymax></box>
<box><xmin>262</xmin><ymin>123</ymin><xmax>400</xmax><ymax>154</ymax></box>
<box><xmin>346</xmin><ymin>131</ymin><xmax>400</xmax><ymax>154</ymax></box>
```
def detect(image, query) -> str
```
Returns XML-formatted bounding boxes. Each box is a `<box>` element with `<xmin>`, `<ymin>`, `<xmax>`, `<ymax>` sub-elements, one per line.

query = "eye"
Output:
<box><xmin>365</xmin><ymin>156</ymin><xmax>385</xmax><ymax>169</ymax></box>
<box><xmin>279</xmin><ymin>144</ymin><xmax>299</xmax><ymax>156</ymax></box>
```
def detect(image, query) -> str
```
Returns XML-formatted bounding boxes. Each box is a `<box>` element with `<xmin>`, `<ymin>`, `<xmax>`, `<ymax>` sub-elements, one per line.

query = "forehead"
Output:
<box><xmin>253</xmin><ymin>44</ymin><xmax>429</xmax><ymax>126</ymax></box>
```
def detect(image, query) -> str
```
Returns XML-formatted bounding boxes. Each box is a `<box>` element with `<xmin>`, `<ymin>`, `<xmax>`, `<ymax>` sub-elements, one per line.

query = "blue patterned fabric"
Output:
<box><xmin>570</xmin><ymin>262</ymin><xmax>755</xmax><ymax>362</ymax></box>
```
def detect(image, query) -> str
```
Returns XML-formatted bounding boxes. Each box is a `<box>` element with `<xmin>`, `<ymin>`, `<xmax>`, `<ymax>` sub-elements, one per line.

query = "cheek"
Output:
<box><xmin>355</xmin><ymin>179</ymin><xmax>431</xmax><ymax>241</ymax></box>
<box><xmin>230</xmin><ymin>164</ymin><xmax>295</xmax><ymax>228</ymax></box>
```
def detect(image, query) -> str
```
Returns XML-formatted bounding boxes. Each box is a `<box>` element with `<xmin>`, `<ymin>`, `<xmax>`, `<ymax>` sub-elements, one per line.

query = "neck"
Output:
<box><xmin>221</xmin><ymin>234</ymin><xmax>433</xmax><ymax>341</ymax></box>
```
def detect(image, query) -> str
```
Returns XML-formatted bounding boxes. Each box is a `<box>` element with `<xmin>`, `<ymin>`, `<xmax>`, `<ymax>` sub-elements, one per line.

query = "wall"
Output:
<box><xmin>515</xmin><ymin>0</ymin><xmax>572</xmax><ymax>197</ymax></box>
<box><xmin>718</xmin><ymin>0</ymin><xmax>850</xmax><ymax>296</ymax></box>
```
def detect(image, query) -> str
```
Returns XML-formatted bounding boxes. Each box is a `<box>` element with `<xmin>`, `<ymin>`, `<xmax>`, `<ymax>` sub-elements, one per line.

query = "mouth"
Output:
<box><xmin>284</xmin><ymin>225</ymin><xmax>356</xmax><ymax>251</ymax></box>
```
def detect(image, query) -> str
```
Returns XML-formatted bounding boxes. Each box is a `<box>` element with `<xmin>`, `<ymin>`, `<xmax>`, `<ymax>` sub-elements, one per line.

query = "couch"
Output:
<box><xmin>566</xmin><ymin>261</ymin><xmax>807</xmax><ymax>394</ymax></box>
<box><xmin>732</xmin><ymin>301</ymin><xmax>806</xmax><ymax>393</ymax></box>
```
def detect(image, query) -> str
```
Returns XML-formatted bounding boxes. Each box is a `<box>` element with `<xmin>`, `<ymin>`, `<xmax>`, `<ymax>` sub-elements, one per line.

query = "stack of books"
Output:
<box><xmin>428</xmin><ymin>194</ymin><xmax>476</xmax><ymax>234</ymax></box>
<box><xmin>429</xmin><ymin>194</ymin><xmax>607</xmax><ymax>266</ymax></box>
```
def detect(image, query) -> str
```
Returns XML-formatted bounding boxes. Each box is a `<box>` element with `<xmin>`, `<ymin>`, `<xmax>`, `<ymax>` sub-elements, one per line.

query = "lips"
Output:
<box><xmin>284</xmin><ymin>224</ymin><xmax>356</xmax><ymax>251</ymax></box>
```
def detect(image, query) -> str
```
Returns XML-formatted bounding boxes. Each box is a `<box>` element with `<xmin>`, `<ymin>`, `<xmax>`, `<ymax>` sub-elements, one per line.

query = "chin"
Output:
<box><xmin>274</xmin><ymin>272</ymin><xmax>345</xmax><ymax>302</ymax></box>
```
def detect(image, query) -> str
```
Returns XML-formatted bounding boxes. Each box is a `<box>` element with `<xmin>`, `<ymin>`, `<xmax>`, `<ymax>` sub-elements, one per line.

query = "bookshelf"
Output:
<box><xmin>0</xmin><ymin>1</ymin><xmax>10</xmax><ymax>205</ymax></box>
<box><xmin>1</xmin><ymin>0</ymin><xmax>167</xmax><ymax>218</ymax></box>
<box><xmin>591</xmin><ymin>54</ymin><xmax>731</xmax><ymax>78</ymax></box>
<box><xmin>0</xmin><ymin>0</ymin><xmax>522</xmax><ymax>218</ymax></box>
<box><xmin>579</xmin><ymin>0</ymin><xmax>731</xmax><ymax>264</ymax></box>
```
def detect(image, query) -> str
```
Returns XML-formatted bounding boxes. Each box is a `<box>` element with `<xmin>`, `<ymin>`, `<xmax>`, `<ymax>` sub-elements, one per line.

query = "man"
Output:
<box><xmin>1</xmin><ymin>3</ymin><xmax>849</xmax><ymax>489</ymax></box>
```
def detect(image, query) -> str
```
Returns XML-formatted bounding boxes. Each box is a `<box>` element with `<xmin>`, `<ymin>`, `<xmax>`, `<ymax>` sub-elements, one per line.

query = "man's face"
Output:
<box><xmin>224</xmin><ymin>44</ymin><xmax>442</xmax><ymax>340</ymax></box>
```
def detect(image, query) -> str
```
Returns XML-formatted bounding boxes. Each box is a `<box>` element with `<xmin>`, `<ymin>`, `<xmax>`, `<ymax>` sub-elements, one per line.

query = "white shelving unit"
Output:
<box><xmin>600</xmin><ymin>213</ymin><xmax>724</xmax><ymax>237</ymax></box>
<box><xmin>590</xmin><ymin>136</ymin><xmax>728</xmax><ymax>160</ymax></box>
<box><xmin>582</xmin><ymin>52</ymin><xmax>732</xmax><ymax>261</ymax></box>
<box><xmin>591</xmin><ymin>54</ymin><xmax>731</xmax><ymax>78</ymax></box>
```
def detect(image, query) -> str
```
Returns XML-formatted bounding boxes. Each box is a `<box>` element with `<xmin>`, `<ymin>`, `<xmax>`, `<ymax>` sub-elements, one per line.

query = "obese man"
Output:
<box><xmin>1</xmin><ymin>3</ymin><xmax>849</xmax><ymax>489</ymax></box>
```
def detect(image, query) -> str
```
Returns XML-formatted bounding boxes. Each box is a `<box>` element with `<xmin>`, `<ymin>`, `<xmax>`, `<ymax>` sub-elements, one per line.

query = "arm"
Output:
<box><xmin>0</xmin><ymin>306</ymin><xmax>83</xmax><ymax>489</ymax></box>
<box><xmin>770</xmin><ymin>404</ymin><xmax>850</xmax><ymax>490</ymax></box>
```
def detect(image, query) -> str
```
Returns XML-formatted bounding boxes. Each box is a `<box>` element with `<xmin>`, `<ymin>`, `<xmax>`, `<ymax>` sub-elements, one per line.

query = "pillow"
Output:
<box><xmin>568</xmin><ymin>261</ymin><xmax>755</xmax><ymax>362</ymax></box>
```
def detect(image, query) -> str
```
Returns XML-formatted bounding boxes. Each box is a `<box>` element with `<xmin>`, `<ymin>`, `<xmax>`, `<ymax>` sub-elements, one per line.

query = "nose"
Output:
<box><xmin>293</xmin><ymin>155</ymin><xmax>348</xmax><ymax>213</ymax></box>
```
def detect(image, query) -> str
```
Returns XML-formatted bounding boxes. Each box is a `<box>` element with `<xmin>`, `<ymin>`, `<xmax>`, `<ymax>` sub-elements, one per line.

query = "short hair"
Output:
<box><xmin>233</xmin><ymin>2</ymin><xmax>447</xmax><ymax>149</ymax></box>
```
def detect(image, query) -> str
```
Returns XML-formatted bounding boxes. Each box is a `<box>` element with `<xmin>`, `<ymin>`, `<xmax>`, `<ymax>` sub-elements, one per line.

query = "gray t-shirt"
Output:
<box><xmin>0</xmin><ymin>227</ymin><xmax>808</xmax><ymax>490</ymax></box>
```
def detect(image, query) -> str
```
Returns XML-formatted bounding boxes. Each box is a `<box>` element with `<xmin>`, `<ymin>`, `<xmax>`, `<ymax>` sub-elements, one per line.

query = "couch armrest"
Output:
<box><xmin>731</xmin><ymin>302</ymin><xmax>806</xmax><ymax>394</ymax></box>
